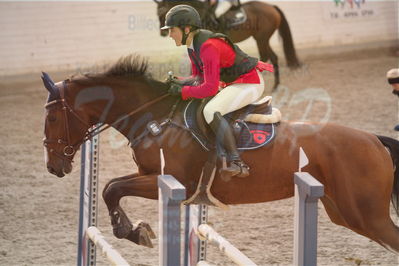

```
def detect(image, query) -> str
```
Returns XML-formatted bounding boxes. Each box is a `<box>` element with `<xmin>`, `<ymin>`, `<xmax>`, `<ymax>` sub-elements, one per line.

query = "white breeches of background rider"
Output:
<box><xmin>203</xmin><ymin>70</ymin><xmax>265</xmax><ymax>124</ymax></box>
<box><xmin>215</xmin><ymin>0</ymin><xmax>233</xmax><ymax>18</ymax></box>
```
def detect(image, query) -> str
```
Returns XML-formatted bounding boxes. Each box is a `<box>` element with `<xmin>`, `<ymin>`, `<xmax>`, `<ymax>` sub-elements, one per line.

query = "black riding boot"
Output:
<box><xmin>209</xmin><ymin>112</ymin><xmax>249</xmax><ymax>178</ymax></box>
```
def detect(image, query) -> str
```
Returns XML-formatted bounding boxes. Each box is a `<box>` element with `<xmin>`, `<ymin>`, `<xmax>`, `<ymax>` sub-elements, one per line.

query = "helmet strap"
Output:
<box><xmin>180</xmin><ymin>26</ymin><xmax>196</xmax><ymax>45</ymax></box>
<box><xmin>180</xmin><ymin>27</ymin><xmax>189</xmax><ymax>45</ymax></box>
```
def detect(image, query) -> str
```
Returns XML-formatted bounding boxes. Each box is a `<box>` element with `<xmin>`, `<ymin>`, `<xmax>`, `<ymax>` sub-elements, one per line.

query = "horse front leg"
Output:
<box><xmin>102</xmin><ymin>173</ymin><xmax>158</xmax><ymax>248</ymax></box>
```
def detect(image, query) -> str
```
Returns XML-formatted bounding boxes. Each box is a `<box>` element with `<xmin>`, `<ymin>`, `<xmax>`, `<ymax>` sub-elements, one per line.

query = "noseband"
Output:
<box><xmin>43</xmin><ymin>80</ymin><xmax>170</xmax><ymax>163</ymax></box>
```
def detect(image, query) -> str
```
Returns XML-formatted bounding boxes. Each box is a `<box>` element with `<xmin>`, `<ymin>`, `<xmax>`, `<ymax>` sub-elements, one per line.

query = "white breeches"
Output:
<box><xmin>215</xmin><ymin>1</ymin><xmax>233</xmax><ymax>18</ymax></box>
<box><xmin>203</xmin><ymin>70</ymin><xmax>265</xmax><ymax>124</ymax></box>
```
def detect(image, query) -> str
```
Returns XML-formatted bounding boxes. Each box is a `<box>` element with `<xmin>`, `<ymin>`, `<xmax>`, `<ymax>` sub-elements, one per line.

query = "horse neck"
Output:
<box><xmin>66</xmin><ymin>77</ymin><xmax>173</xmax><ymax>141</ymax></box>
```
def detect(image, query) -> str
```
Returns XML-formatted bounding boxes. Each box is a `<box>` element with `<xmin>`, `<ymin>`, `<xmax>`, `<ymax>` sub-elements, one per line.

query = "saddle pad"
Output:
<box><xmin>184</xmin><ymin>100</ymin><xmax>276</xmax><ymax>151</ymax></box>
<box><xmin>234</xmin><ymin>121</ymin><xmax>275</xmax><ymax>150</ymax></box>
<box><xmin>184</xmin><ymin>100</ymin><xmax>212</xmax><ymax>151</ymax></box>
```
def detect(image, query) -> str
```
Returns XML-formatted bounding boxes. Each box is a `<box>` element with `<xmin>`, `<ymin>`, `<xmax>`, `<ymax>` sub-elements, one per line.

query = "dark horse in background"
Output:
<box><xmin>42</xmin><ymin>55</ymin><xmax>399</xmax><ymax>253</ymax></box>
<box><xmin>154</xmin><ymin>0</ymin><xmax>301</xmax><ymax>90</ymax></box>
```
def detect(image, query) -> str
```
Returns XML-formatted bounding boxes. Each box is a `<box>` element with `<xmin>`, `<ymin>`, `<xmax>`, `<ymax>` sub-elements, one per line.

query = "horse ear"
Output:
<box><xmin>41</xmin><ymin>72</ymin><xmax>55</xmax><ymax>93</ymax></box>
<box><xmin>41</xmin><ymin>71</ymin><xmax>60</xmax><ymax>100</ymax></box>
<box><xmin>153</xmin><ymin>0</ymin><xmax>162</xmax><ymax>4</ymax></box>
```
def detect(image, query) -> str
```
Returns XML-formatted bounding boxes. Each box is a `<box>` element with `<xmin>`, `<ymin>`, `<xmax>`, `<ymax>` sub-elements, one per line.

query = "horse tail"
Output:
<box><xmin>377</xmin><ymin>135</ymin><xmax>399</xmax><ymax>216</ymax></box>
<box><xmin>273</xmin><ymin>6</ymin><xmax>301</xmax><ymax>68</ymax></box>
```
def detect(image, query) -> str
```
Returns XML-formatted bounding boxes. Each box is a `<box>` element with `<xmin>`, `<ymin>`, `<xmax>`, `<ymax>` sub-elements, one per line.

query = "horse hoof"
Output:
<box><xmin>125</xmin><ymin>227</ymin><xmax>154</xmax><ymax>248</ymax></box>
<box><xmin>110</xmin><ymin>207</ymin><xmax>133</xmax><ymax>239</ymax></box>
<box><xmin>134</xmin><ymin>220</ymin><xmax>156</xmax><ymax>239</ymax></box>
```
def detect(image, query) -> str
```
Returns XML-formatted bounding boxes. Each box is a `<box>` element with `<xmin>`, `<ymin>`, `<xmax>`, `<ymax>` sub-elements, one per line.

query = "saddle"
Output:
<box><xmin>222</xmin><ymin>5</ymin><xmax>247</xmax><ymax>29</ymax></box>
<box><xmin>183</xmin><ymin>95</ymin><xmax>281</xmax><ymax>152</ymax></box>
<box><xmin>216</xmin><ymin>2</ymin><xmax>247</xmax><ymax>30</ymax></box>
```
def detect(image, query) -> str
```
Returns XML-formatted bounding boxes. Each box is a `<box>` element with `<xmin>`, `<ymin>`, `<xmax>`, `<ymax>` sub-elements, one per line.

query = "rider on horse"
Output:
<box><xmin>162</xmin><ymin>5</ymin><xmax>273</xmax><ymax>178</ymax></box>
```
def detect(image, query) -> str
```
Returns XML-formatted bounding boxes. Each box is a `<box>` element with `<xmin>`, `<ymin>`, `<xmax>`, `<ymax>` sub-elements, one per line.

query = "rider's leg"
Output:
<box><xmin>209</xmin><ymin>112</ymin><xmax>249</xmax><ymax>177</ymax></box>
<box><xmin>204</xmin><ymin>71</ymin><xmax>265</xmax><ymax>123</ymax></box>
<box><xmin>203</xmin><ymin>71</ymin><xmax>265</xmax><ymax>177</ymax></box>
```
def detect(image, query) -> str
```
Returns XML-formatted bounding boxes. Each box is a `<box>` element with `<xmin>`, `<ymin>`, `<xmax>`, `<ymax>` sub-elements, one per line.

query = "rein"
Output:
<box><xmin>85</xmin><ymin>93</ymin><xmax>170</xmax><ymax>141</ymax></box>
<box><xmin>44</xmin><ymin>80</ymin><xmax>170</xmax><ymax>162</ymax></box>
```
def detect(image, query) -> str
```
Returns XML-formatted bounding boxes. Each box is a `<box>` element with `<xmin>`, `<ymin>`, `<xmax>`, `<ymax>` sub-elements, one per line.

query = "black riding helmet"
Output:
<box><xmin>161</xmin><ymin>5</ymin><xmax>202</xmax><ymax>45</ymax></box>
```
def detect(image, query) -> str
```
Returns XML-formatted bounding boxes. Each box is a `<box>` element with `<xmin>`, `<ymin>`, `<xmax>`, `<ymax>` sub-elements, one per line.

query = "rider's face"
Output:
<box><xmin>169</xmin><ymin>27</ymin><xmax>192</xmax><ymax>46</ymax></box>
<box><xmin>169</xmin><ymin>27</ymin><xmax>183</xmax><ymax>46</ymax></box>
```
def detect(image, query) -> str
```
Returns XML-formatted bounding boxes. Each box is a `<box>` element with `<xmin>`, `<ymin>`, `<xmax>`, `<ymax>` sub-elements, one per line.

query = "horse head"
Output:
<box><xmin>42</xmin><ymin>55</ymin><xmax>169</xmax><ymax>178</ymax></box>
<box><xmin>42</xmin><ymin>72</ymin><xmax>94</xmax><ymax>177</ymax></box>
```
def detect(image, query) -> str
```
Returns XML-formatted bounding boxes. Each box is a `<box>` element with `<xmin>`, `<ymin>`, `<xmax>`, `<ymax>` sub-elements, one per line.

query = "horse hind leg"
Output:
<box><xmin>332</xmin><ymin>185</ymin><xmax>399</xmax><ymax>252</ymax></box>
<box><xmin>346</xmin><ymin>192</ymin><xmax>399</xmax><ymax>252</ymax></box>
<box><xmin>255</xmin><ymin>37</ymin><xmax>280</xmax><ymax>91</ymax></box>
<box><xmin>370</xmin><ymin>219</ymin><xmax>399</xmax><ymax>253</ymax></box>
<box><xmin>320</xmin><ymin>196</ymin><xmax>348</xmax><ymax>227</ymax></box>
<box><xmin>267</xmin><ymin>46</ymin><xmax>280</xmax><ymax>92</ymax></box>
<box><xmin>363</xmin><ymin>208</ymin><xmax>397</xmax><ymax>252</ymax></box>
<box><xmin>103</xmin><ymin>173</ymin><xmax>158</xmax><ymax>248</ymax></box>
<box><xmin>322</xmin><ymin>195</ymin><xmax>399</xmax><ymax>253</ymax></box>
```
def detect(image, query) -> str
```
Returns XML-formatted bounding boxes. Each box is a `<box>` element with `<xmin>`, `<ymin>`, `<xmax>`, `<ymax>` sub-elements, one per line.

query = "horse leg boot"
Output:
<box><xmin>108</xmin><ymin>206</ymin><xmax>133</xmax><ymax>239</ymax></box>
<box><xmin>209</xmin><ymin>112</ymin><xmax>249</xmax><ymax>178</ymax></box>
<box><xmin>108</xmin><ymin>206</ymin><xmax>155</xmax><ymax>248</ymax></box>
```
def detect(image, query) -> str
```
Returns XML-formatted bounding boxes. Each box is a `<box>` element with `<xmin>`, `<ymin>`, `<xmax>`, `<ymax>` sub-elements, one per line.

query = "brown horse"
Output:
<box><xmin>42</xmin><ymin>55</ymin><xmax>399</xmax><ymax>253</ymax></box>
<box><xmin>154</xmin><ymin>0</ymin><xmax>301</xmax><ymax>90</ymax></box>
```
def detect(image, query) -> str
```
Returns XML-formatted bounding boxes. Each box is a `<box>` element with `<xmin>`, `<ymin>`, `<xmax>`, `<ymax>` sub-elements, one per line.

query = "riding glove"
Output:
<box><xmin>168</xmin><ymin>83</ymin><xmax>183</xmax><ymax>96</ymax></box>
<box><xmin>165</xmin><ymin>74</ymin><xmax>179</xmax><ymax>85</ymax></box>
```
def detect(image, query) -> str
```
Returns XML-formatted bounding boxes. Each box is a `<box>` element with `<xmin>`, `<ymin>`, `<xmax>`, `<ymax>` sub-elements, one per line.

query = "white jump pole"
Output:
<box><xmin>86</xmin><ymin>227</ymin><xmax>129</xmax><ymax>266</ymax></box>
<box><xmin>293</xmin><ymin>172</ymin><xmax>324</xmax><ymax>266</ymax></box>
<box><xmin>294</xmin><ymin>147</ymin><xmax>324</xmax><ymax>266</ymax></box>
<box><xmin>158</xmin><ymin>174</ymin><xmax>186</xmax><ymax>266</ymax></box>
<box><xmin>197</xmin><ymin>224</ymin><xmax>257</xmax><ymax>266</ymax></box>
<box><xmin>184</xmin><ymin>204</ymin><xmax>208</xmax><ymax>266</ymax></box>
<box><xmin>77</xmin><ymin>134</ymin><xmax>100</xmax><ymax>266</ymax></box>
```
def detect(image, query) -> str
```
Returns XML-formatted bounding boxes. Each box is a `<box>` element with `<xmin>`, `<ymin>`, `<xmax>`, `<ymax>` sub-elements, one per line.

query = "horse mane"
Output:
<box><xmin>72</xmin><ymin>54</ymin><xmax>149</xmax><ymax>81</ymax></box>
<box><xmin>71</xmin><ymin>54</ymin><xmax>167</xmax><ymax>92</ymax></box>
<box><xmin>104</xmin><ymin>54</ymin><xmax>148</xmax><ymax>78</ymax></box>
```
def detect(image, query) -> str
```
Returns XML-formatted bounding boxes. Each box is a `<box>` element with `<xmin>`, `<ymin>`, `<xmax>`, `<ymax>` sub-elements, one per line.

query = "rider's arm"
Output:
<box><xmin>181</xmin><ymin>42</ymin><xmax>221</xmax><ymax>100</ymax></box>
<box><xmin>173</xmin><ymin>56</ymin><xmax>202</xmax><ymax>86</ymax></box>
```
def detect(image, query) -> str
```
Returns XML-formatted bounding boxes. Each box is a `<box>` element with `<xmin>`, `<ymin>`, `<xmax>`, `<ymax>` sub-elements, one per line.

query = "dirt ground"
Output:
<box><xmin>0</xmin><ymin>48</ymin><xmax>398</xmax><ymax>266</ymax></box>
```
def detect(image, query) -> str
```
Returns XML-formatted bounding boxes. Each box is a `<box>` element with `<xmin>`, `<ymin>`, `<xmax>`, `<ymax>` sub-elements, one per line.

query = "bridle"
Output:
<box><xmin>43</xmin><ymin>80</ymin><xmax>89</xmax><ymax>163</ymax></box>
<box><xmin>43</xmin><ymin>80</ymin><xmax>170</xmax><ymax>163</ymax></box>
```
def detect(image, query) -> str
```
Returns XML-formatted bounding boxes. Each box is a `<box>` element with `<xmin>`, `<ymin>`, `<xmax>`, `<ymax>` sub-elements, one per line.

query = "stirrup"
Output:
<box><xmin>232</xmin><ymin>160</ymin><xmax>250</xmax><ymax>178</ymax></box>
<box><xmin>220</xmin><ymin>160</ymin><xmax>250</xmax><ymax>178</ymax></box>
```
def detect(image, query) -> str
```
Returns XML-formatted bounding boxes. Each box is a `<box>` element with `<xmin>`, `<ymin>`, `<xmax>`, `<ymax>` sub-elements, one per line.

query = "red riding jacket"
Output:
<box><xmin>181</xmin><ymin>38</ymin><xmax>273</xmax><ymax>100</ymax></box>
